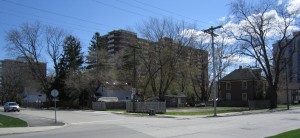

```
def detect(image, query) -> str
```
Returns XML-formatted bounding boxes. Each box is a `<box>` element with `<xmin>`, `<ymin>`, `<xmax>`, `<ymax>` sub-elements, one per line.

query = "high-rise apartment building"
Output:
<box><xmin>273</xmin><ymin>31</ymin><xmax>300</xmax><ymax>104</ymax></box>
<box><xmin>105</xmin><ymin>30</ymin><xmax>138</xmax><ymax>54</ymax></box>
<box><xmin>0</xmin><ymin>57</ymin><xmax>47</xmax><ymax>103</ymax></box>
<box><xmin>99</xmin><ymin>29</ymin><xmax>209</xmax><ymax>101</ymax></box>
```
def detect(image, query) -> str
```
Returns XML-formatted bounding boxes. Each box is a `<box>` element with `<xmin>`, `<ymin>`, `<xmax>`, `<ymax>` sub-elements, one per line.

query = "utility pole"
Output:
<box><xmin>203</xmin><ymin>25</ymin><xmax>222</xmax><ymax>117</ymax></box>
<box><xmin>131</xmin><ymin>46</ymin><xmax>140</xmax><ymax>112</ymax></box>
<box><xmin>132</xmin><ymin>48</ymin><xmax>136</xmax><ymax>112</ymax></box>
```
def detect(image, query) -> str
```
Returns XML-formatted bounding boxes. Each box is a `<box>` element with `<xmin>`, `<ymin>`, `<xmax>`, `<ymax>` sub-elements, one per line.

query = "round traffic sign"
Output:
<box><xmin>51</xmin><ymin>89</ymin><xmax>59</xmax><ymax>97</ymax></box>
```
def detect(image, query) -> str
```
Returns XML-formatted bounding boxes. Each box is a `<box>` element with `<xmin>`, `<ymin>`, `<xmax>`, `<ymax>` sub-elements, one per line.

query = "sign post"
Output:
<box><xmin>51</xmin><ymin>89</ymin><xmax>59</xmax><ymax>124</ymax></box>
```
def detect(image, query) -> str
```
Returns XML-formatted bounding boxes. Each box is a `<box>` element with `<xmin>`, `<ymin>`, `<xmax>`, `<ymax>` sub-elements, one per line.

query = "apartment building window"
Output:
<box><xmin>242</xmin><ymin>81</ymin><xmax>247</xmax><ymax>90</ymax></box>
<box><xmin>226</xmin><ymin>82</ymin><xmax>231</xmax><ymax>90</ymax></box>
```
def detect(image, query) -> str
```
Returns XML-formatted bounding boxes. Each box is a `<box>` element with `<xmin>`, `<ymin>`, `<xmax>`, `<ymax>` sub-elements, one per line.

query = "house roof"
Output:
<box><xmin>221</xmin><ymin>67</ymin><xmax>262</xmax><ymax>81</ymax></box>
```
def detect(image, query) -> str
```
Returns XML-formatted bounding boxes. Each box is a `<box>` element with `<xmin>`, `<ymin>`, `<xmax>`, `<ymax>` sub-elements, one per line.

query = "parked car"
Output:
<box><xmin>4</xmin><ymin>102</ymin><xmax>20</xmax><ymax>112</ymax></box>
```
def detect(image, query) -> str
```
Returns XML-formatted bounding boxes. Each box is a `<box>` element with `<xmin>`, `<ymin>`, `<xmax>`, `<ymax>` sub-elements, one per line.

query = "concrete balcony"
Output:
<box><xmin>108</xmin><ymin>39</ymin><xmax>115</xmax><ymax>43</ymax></box>
<box><xmin>108</xmin><ymin>34</ymin><xmax>114</xmax><ymax>39</ymax></box>
<box><xmin>108</xmin><ymin>49</ymin><xmax>115</xmax><ymax>53</ymax></box>
<box><xmin>108</xmin><ymin>44</ymin><xmax>115</xmax><ymax>49</ymax></box>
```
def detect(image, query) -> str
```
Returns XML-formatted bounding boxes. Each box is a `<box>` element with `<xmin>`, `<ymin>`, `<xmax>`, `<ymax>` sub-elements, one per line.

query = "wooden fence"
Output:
<box><xmin>126</xmin><ymin>102</ymin><xmax>166</xmax><ymax>114</ymax></box>
<box><xmin>92</xmin><ymin>102</ymin><xmax>106</xmax><ymax>111</ymax></box>
<box><xmin>92</xmin><ymin>102</ymin><xmax>127</xmax><ymax>111</ymax></box>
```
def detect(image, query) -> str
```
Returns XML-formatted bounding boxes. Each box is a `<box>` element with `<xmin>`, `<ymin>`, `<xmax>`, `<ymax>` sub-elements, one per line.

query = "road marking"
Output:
<box><xmin>70</xmin><ymin>119</ymin><xmax>124</xmax><ymax>125</ymax></box>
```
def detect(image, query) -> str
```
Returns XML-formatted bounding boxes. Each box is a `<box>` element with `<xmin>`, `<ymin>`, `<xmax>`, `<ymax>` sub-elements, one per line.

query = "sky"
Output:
<box><xmin>2</xmin><ymin>0</ymin><xmax>299</xmax><ymax>75</ymax></box>
<box><xmin>0</xmin><ymin>0</ymin><xmax>233</xmax><ymax>62</ymax></box>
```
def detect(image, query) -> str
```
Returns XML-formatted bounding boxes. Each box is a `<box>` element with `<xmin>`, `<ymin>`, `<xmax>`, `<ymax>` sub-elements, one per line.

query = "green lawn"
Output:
<box><xmin>0</xmin><ymin>114</ymin><xmax>27</xmax><ymax>128</ymax></box>
<box><xmin>266</xmin><ymin>129</ymin><xmax>300</xmax><ymax>138</ymax></box>
<box><xmin>277</xmin><ymin>104</ymin><xmax>300</xmax><ymax>109</ymax></box>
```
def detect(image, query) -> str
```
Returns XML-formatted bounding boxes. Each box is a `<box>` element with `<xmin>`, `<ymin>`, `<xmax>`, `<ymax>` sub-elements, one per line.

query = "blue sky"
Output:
<box><xmin>0</xmin><ymin>0</ymin><xmax>233</xmax><ymax>61</ymax></box>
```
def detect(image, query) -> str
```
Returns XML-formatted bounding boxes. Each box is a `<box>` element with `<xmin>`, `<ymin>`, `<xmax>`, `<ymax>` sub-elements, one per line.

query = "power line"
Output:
<box><xmin>0</xmin><ymin>9</ymin><xmax>110</xmax><ymax>33</ymax></box>
<box><xmin>92</xmin><ymin>0</ymin><xmax>148</xmax><ymax>18</ymax></box>
<box><xmin>116</xmin><ymin>0</ymin><xmax>198</xmax><ymax>27</ymax></box>
<box><xmin>2</xmin><ymin>0</ymin><xmax>118</xmax><ymax>29</ymax></box>
<box><xmin>132</xmin><ymin>0</ymin><xmax>210</xmax><ymax>26</ymax></box>
<box><xmin>116</xmin><ymin>0</ymin><xmax>167</xmax><ymax>17</ymax></box>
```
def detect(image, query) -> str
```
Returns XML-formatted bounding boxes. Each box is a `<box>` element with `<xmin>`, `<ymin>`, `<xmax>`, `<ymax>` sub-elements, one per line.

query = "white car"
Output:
<box><xmin>4</xmin><ymin>102</ymin><xmax>20</xmax><ymax>112</ymax></box>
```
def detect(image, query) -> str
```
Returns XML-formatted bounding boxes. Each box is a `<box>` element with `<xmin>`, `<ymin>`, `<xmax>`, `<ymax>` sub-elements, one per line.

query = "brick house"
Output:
<box><xmin>219</xmin><ymin>66</ymin><xmax>266</xmax><ymax>106</ymax></box>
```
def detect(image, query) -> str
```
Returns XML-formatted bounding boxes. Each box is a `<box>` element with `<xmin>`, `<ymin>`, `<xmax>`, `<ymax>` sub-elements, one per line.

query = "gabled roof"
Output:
<box><xmin>221</xmin><ymin>67</ymin><xmax>262</xmax><ymax>81</ymax></box>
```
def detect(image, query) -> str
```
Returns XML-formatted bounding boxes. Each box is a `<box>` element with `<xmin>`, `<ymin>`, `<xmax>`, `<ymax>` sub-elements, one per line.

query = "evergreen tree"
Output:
<box><xmin>60</xmin><ymin>35</ymin><xmax>84</xmax><ymax>72</ymax></box>
<box><xmin>52</xmin><ymin>35</ymin><xmax>84</xmax><ymax>106</ymax></box>
<box><xmin>86</xmin><ymin>32</ymin><xmax>107</xmax><ymax>69</ymax></box>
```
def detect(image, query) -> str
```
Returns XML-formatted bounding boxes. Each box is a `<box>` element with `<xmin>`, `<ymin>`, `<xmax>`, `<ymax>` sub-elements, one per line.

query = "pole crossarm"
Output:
<box><xmin>203</xmin><ymin>25</ymin><xmax>222</xmax><ymax>37</ymax></box>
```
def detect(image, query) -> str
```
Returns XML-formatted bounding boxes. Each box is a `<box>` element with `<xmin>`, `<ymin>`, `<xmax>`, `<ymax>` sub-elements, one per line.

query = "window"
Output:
<box><xmin>226</xmin><ymin>93</ymin><xmax>231</xmax><ymax>101</ymax></box>
<box><xmin>242</xmin><ymin>93</ymin><xmax>247</xmax><ymax>101</ymax></box>
<box><xmin>226</xmin><ymin>82</ymin><xmax>231</xmax><ymax>90</ymax></box>
<box><xmin>242</xmin><ymin>81</ymin><xmax>247</xmax><ymax>90</ymax></box>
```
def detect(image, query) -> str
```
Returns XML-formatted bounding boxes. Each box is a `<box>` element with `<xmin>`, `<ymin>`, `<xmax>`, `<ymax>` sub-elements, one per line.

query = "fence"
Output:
<box><xmin>126</xmin><ymin>102</ymin><xmax>166</xmax><ymax>114</ymax></box>
<box><xmin>92</xmin><ymin>102</ymin><xmax>127</xmax><ymax>111</ymax></box>
<box><xmin>217</xmin><ymin>101</ymin><xmax>248</xmax><ymax>107</ymax></box>
<box><xmin>22</xmin><ymin>102</ymin><xmax>43</xmax><ymax>109</ymax></box>
<box><xmin>92</xmin><ymin>102</ymin><xmax>106</xmax><ymax>111</ymax></box>
<box><xmin>248</xmin><ymin>100</ymin><xmax>270</xmax><ymax>109</ymax></box>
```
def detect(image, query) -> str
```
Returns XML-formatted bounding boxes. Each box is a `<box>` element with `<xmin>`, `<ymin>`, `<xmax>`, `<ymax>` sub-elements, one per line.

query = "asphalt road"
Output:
<box><xmin>1</xmin><ymin>108</ymin><xmax>300</xmax><ymax>138</ymax></box>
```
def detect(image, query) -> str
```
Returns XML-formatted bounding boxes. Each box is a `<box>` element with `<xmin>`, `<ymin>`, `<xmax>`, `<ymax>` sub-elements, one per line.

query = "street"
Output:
<box><xmin>0</xmin><ymin>108</ymin><xmax>300</xmax><ymax>138</ymax></box>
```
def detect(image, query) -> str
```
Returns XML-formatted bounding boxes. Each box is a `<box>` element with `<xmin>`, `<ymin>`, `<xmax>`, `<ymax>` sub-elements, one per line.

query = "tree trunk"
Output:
<box><xmin>269</xmin><ymin>86</ymin><xmax>278</xmax><ymax>109</ymax></box>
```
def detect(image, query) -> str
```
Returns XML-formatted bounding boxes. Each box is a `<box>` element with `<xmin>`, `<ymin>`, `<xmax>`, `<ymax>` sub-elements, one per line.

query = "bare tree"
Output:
<box><xmin>45</xmin><ymin>26</ymin><xmax>66</xmax><ymax>76</ymax></box>
<box><xmin>5</xmin><ymin>22</ymin><xmax>49</xmax><ymax>96</ymax></box>
<box><xmin>215</xmin><ymin>31</ymin><xmax>237</xmax><ymax>99</ymax></box>
<box><xmin>228</xmin><ymin>0</ymin><xmax>300</xmax><ymax>108</ymax></box>
<box><xmin>137</xmin><ymin>18</ymin><xmax>199</xmax><ymax>101</ymax></box>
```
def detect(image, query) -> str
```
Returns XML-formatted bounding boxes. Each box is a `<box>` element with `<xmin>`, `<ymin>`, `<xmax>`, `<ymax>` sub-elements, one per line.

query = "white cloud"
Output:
<box><xmin>218</xmin><ymin>16</ymin><xmax>226</xmax><ymax>21</ymax></box>
<box><xmin>278</xmin><ymin>0</ymin><xmax>283</xmax><ymax>5</ymax></box>
<box><xmin>223</xmin><ymin>9</ymin><xmax>299</xmax><ymax>39</ymax></box>
<box><xmin>229</xmin><ymin>55</ymin><xmax>256</xmax><ymax>65</ymax></box>
<box><xmin>180</xmin><ymin>29</ymin><xmax>211</xmax><ymax>43</ymax></box>
<box><xmin>287</xmin><ymin>0</ymin><xmax>300</xmax><ymax>16</ymax></box>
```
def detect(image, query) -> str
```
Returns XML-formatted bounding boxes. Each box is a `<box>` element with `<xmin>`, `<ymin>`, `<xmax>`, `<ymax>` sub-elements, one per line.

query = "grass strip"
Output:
<box><xmin>266</xmin><ymin>128</ymin><xmax>300</xmax><ymax>138</ymax></box>
<box><xmin>165</xmin><ymin>109</ymin><xmax>248</xmax><ymax>116</ymax></box>
<box><xmin>0</xmin><ymin>114</ymin><xmax>27</xmax><ymax>128</ymax></box>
